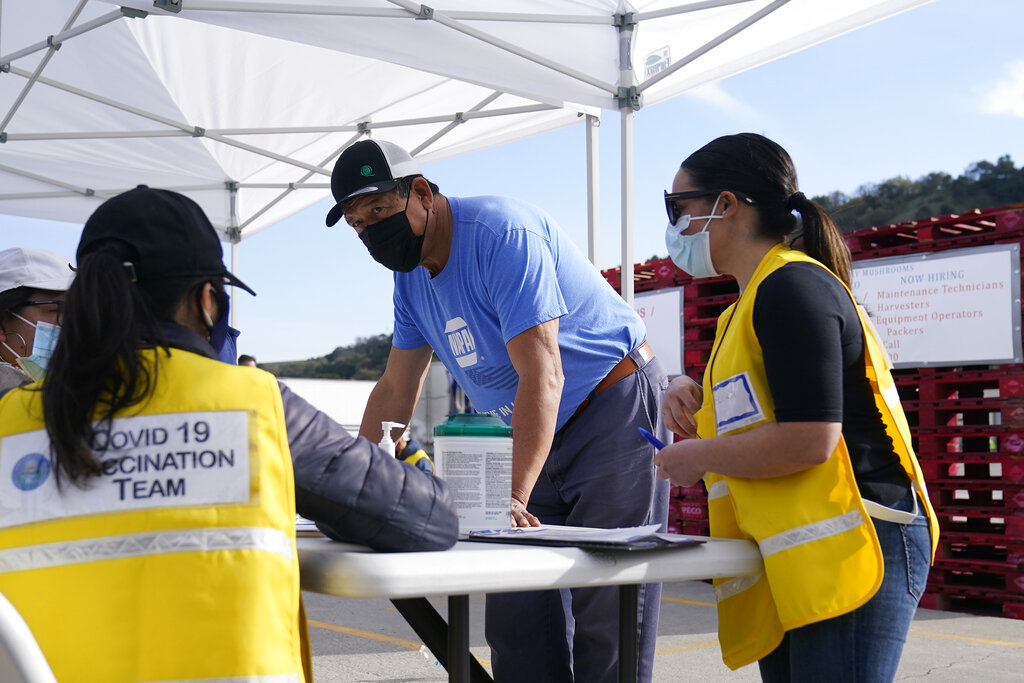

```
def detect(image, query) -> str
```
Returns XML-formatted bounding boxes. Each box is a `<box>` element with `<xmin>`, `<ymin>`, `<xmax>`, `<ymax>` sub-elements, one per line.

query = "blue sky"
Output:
<box><xmin>4</xmin><ymin>0</ymin><xmax>1023</xmax><ymax>363</ymax></box>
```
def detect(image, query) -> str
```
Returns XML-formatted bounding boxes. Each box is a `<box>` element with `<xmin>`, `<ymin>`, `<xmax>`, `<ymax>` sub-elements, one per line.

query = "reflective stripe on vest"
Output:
<box><xmin>714</xmin><ymin>573</ymin><xmax>762</xmax><ymax>602</ymax></box>
<box><xmin>882</xmin><ymin>384</ymin><xmax>901</xmax><ymax>410</ymax></box>
<box><xmin>146</xmin><ymin>675</ymin><xmax>301</xmax><ymax>683</ymax></box>
<box><xmin>757</xmin><ymin>509</ymin><xmax>867</xmax><ymax>558</ymax></box>
<box><xmin>706</xmin><ymin>478</ymin><xmax>729</xmax><ymax>500</ymax></box>
<box><xmin>0</xmin><ymin>526</ymin><xmax>293</xmax><ymax>574</ymax></box>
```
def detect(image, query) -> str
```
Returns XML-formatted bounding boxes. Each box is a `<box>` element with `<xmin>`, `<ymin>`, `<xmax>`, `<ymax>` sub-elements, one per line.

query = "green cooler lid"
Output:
<box><xmin>433</xmin><ymin>413</ymin><xmax>513</xmax><ymax>437</ymax></box>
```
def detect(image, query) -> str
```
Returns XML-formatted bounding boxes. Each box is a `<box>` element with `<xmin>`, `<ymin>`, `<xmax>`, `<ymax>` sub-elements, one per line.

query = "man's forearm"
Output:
<box><xmin>359</xmin><ymin>381</ymin><xmax>415</xmax><ymax>444</ymax></box>
<box><xmin>509</xmin><ymin>374</ymin><xmax>562</xmax><ymax>505</ymax></box>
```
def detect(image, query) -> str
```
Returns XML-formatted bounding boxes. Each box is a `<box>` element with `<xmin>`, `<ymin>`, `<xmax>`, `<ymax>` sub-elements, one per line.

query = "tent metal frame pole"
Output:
<box><xmin>0</xmin><ymin>0</ymin><xmax>90</xmax><ymax>131</ymax></box>
<box><xmin>4</xmin><ymin>66</ymin><xmax>331</xmax><ymax>177</ymax></box>
<box><xmin>0</xmin><ymin>191</ymin><xmax>80</xmax><ymax>200</ymax></box>
<box><xmin>0</xmin><ymin>161</ymin><xmax>92</xmax><ymax>196</ymax></box>
<box><xmin>620</xmin><ymin>109</ymin><xmax>634</xmax><ymax>306</ymax></box>
<box><xmin>616</xmin><ymin>12</ymin><xmax>637</xmax><ymax>306</ymax></box>
<box><xmin>228</xmin><ymin>179</ymin><xmax>240</xmax><ymax>330</ymax></box>
<box><xmin>0</xmin><ymin>180</ymin><xmax>331</xmax><ymax>203</ymax></box>
<box><xmin>3</xmin><ymin>130</ymin><xmax>189</xmax><ymax>141</ymax></box>
<box><xmin>633</xmin><ymin>0</ymin><xmax>756</xmax><ymax>23</ymax></box>
<box><xmin>1</xmin><ymin>47</ymin><xmax>59</xmax><ymax>132</ymax></box>
<box><xmin>637</xmin><ymin>0</ymin><xmax>791</xmax><ymax>94</ymax></box>
<box><xmin>0</xmin><ymin>102</ymin><xmax>561</xmax><ymax>141</ymax></box>
<box><xmin>585</xmin><ymin>113</ymin><xmax>600</xmax><ymax>266</ymax></box>
<box><xmin>410</xmin><ymin>90</ymin><xmax>503</xmax><ymax>156</ymax></box>
<box><xmin>182</xmin><ymin>1</ymin><xmax>613</xmax><ymax>25</ymax></box>
<box><xmin>0</xmin><ymin>7</ymin><xmax>123</xmax><ymax>67</ymax></box>
<box><xmin>230</xmin><ymin>243</ymin><xmax>239</xmax><ymax>328</ymax></box>
<box><xmin>386</xmin><ymin>0</ymin><xmax>617</xmax><ymax>95</ymax></box>
<box><xmin>218</xmin><ymin>103</ymin><xmax>561</xmax><ymax>135</ymax></box>
<box><xmin>237</xmin><ymin>182</ymin><xmax>329</xmax><ymax>190</ymax></box>
<box><xmin>243</xmin><ymin>89</ymin><xmax>520</xmax><ymax>237</ymax></box>
<box><xmin>239</xmin><ymin>132</ymin><xmax>364</xmax><ymax>234</ymax></box>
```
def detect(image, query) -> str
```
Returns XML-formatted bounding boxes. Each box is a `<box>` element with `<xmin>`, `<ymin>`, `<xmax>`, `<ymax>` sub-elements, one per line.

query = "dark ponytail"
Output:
<box><xmin>681</xmin><ymin>133</ymin><xmax>852</xmax><ymax>288</ymax></box>
<box><xmin>784</xmin><ymin>191</ymin><xmax>852</xmax><ymax>288</ymax></box>
<box><xmin>42</xmin><ymin>240</ymin><xmax>211</xmax><ymax>486</ymax></box>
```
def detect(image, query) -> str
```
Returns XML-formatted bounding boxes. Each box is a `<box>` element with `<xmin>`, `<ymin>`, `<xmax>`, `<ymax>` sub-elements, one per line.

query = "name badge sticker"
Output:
<box><xmin>712</xmin><ymin>372</ymin><xmax>765</xmax><ymax>434</ymax></box>
<box><xmin>0</xmin><ymin>411</ymin><xmax>251</xmax><ymax>528</ymax></box>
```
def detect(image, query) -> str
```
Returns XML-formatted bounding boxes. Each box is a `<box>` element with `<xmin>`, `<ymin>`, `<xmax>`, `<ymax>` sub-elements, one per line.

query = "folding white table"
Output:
<box><xmin>297</xmin><ymin>536</ymin><xmax>762</xmax><ymax>683</ymax></box>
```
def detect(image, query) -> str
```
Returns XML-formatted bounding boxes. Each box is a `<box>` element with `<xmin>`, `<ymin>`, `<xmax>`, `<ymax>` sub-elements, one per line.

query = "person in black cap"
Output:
<box><xmin>327</xmin><ymin>140</ymin><xmax>670</xmax><ymax>683</ymax></box>
<box><xmin>0</xmin><ymin>186</ymin><xmax>457</xmax><ymax>683</ymax></box>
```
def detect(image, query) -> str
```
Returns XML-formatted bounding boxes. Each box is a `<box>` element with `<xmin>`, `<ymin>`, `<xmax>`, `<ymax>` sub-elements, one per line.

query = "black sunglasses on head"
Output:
<box><xmin>663</xmin><ymin>189</ymin><xmax>755</xmax><ymax>225</ymax></box>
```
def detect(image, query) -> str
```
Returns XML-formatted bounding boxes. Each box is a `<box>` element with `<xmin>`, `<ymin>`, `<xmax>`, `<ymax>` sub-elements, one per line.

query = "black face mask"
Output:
<box><xmin>358</xmin><ymin>194</ymin><xmax>425</xmax><ymax>273</ymax></box>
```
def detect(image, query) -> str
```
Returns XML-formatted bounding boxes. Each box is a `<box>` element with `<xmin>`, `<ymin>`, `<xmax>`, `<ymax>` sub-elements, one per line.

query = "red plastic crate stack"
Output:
<box><xmin>667</xmin><ymin>484</ymin><xmax>710</xmax><ymax>536</ymax></box>
<box><xmin>901</xmin><ymin>365</ymin><xmax>1024</xmax><ymax>618</ymax></box>
<box><xmin>604</xmin><ymin>204</ymin><xmax>1024</xmax><ymax>618</ymax></box>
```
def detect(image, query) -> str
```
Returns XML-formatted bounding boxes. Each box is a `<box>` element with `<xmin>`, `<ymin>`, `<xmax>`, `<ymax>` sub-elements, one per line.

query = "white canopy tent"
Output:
<box><xmin>1</xmin><ymin>0</ymin><xmax>935</xmax><ymax>306</ymax></box>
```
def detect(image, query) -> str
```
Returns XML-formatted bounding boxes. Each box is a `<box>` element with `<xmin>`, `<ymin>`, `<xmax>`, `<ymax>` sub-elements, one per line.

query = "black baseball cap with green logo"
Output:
<box><xmin>325</xmin><ymin>139</ymin><xmax>422</xmax><ymax>227</ymax></box>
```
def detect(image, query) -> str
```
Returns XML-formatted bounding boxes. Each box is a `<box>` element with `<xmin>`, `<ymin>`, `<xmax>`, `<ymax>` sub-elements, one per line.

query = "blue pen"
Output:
<box><xmin>637</xmin><ymin>427</ymin><xmax>666</xmax><ymax>450</ymax></box>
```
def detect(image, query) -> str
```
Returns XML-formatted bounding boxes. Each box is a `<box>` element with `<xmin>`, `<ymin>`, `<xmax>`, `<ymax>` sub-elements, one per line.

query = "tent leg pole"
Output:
<box><xmin>586</xmin><ymin>113</ymin><xmax>600</xmax><ymax>267</ymax></box>
<box><xmin>230</xmin><ymin>241</ymin><xmax>239</xmax><ymax>331</ymax></box>
<box><xmin>620</xmin><ymin>109</ymin><xmax>634</xmax><ymax>306</ymax></box>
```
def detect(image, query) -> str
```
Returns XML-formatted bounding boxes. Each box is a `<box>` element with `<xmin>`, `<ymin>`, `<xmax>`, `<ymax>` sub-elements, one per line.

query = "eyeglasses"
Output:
<box><xmin>663</xmin><ymin>189</ymin><xmax>754</xmax><ymax>225</ymax></box>
<box><xmin>14</xmin><ymin>299</ymin><xmax>64</xmax><ymax>323</ymax></box>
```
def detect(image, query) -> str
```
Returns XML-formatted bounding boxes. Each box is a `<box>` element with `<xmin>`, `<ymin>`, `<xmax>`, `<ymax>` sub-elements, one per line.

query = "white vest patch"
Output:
<box><xmin>712</xmin><ymin>372</ymin><xmax>765</xmax><ymax>434</ymax></box>
<box><xmin>0</xmin><ymin>410</ymin><xmax>251</xmax><ymax>528</ymax></box>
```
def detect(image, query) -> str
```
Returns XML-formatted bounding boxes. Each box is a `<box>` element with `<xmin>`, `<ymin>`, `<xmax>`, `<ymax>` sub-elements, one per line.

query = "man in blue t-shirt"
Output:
<box><xmin>325</xmin><ymin>139</ymin><xmax>670</xmax><ymax>683</ymax></box>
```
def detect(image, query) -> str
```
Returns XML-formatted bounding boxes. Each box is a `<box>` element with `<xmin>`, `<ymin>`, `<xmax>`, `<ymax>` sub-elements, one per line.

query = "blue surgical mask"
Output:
<box><xmin>3</xmin><ymin>311</ymin><xmax>60</xmax><ymax>381</ymax></box>
<box><xmin>664</xmin><ymin>195</ymin><xmax>722</xmax><ymax>278</ymax></box>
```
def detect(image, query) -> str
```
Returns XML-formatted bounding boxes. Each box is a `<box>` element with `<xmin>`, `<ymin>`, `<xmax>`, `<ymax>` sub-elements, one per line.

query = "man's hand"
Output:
<box><xmin>510</xmin><ymin>492</ymin><xmax>541</xmax><ymax>528</ymax></box>
<box><xmin>662</xmin><ymin>375</ymin><xmax>702</xmax><ymax>438</ymax></box>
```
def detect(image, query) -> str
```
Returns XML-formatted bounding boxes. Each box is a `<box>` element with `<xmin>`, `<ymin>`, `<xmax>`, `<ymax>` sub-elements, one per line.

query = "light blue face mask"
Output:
<box><xmin>2</xmin><ymin>311</ymin><xmax>61</xmax><ymax>381</ymax></box>
<box><xmin>664</xmin><ymin>194</ymin><xmax>723</xmax><ymax>278</ymax></box>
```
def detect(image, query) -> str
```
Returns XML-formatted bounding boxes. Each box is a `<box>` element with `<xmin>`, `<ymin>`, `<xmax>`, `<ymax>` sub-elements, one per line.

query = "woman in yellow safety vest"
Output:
<box><xmin>0</xmin><ymin>186</ymin><xmax>456</xmax><ymax>683</ymax></box>
<box><xmin>654</xmin><ymin>134</ymin><xmax>938</xmax><ymax>682</ymax></box>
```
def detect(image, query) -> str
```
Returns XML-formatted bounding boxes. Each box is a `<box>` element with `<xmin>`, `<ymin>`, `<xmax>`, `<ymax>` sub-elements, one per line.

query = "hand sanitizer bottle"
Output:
<box><xmin>378</xmin><ymin>421</ymin><xmax>405</xmax><ymax>457</ymax></box>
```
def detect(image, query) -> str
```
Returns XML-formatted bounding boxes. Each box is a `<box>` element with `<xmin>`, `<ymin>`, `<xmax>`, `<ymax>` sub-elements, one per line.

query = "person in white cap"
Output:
<box><xmin>0</xmin><ymin>247</ymin><xmax>74</xmax><ymax>392</ymax></box>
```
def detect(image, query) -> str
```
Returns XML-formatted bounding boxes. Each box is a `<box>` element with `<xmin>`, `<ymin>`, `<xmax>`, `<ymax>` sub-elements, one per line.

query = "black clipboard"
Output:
<box><xmin>464</xmin><ymin>527</ymin><xmax>706</xmax><ymax>552</ymax></box>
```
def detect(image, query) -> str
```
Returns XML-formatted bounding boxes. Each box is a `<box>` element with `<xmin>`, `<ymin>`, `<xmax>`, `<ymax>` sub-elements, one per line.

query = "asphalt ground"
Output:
<box><xmin>304</xmin><ymin>580</ymin><xmax>1024</xmax><ymax>682</ymax></box>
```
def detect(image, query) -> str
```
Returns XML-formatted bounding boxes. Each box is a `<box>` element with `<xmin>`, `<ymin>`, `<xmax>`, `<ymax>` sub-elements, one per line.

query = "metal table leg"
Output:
<box><xmin>448</xmin><ymin>595</ymin><xmax>470</xmax><ymax>682</ymax></box>
<box><xmin>618</xmin><ymin>584</ymin><xmax>639</xmax><ymax>683</ymax></box>
<box><xmin>389</xmin><ymin>597</ymin><xmax>492</xmax><ymax>683</ymax></box>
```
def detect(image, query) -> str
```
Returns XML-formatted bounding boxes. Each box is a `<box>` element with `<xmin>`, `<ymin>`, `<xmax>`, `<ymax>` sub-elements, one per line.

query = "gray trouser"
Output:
<box><xmin>485</xmin><ymin>351</ymin><xmax>671</xmax><ymax>683</ymax></box>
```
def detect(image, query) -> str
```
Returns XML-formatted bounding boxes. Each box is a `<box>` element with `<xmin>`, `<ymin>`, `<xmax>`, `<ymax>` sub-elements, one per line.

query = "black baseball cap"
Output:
<box><xmin>325</xmin><ymin>139</ymin><xmax>422</xmax><ymax>227</ymax></box>
<box><xmin>77</xmin><ymin>186</ymin><xmax>255</xmax><ymax>295</ymax></box>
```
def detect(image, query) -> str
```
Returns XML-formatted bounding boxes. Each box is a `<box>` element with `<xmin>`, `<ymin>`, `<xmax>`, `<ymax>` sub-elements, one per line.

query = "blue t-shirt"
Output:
<box><xmin>392</xmin><ymin>195</ymin><xmax>645</xmax><ymax>430</ymax></box>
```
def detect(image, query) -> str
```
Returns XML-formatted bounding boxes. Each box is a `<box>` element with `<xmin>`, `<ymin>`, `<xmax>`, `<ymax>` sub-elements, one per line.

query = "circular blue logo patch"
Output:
<box><xmin>12</xmin><ymin>453</ymin><xmax>51</xmax><ymax>491</ymax></box>
<box><xmin>360</xmin><ymin>164</ymin><xmax>374</xmax><ymax>177</ymax></box>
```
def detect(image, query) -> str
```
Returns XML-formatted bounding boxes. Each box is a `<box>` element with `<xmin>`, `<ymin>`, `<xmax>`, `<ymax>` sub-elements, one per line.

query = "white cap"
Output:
<box><xmin>0</xmin><ymin>248</ymin><xmax>74</xmax><ymax>295</ymax></box>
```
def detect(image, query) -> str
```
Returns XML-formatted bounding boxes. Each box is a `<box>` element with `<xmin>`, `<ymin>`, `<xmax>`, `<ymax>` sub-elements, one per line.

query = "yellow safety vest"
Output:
<box><xmin>695</xmin><ymin>244</ymin><xmax>939</xmax><ymax>669</ymax></box>
<box><xmin>0</xmin><ymin>348</ymin><xmax>310</xmax><ymax>683</ymax></box>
